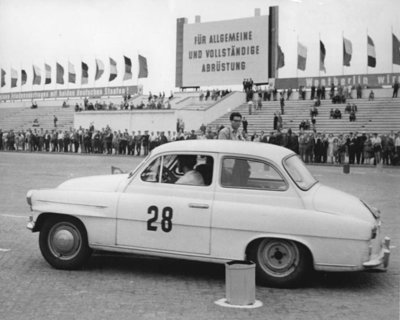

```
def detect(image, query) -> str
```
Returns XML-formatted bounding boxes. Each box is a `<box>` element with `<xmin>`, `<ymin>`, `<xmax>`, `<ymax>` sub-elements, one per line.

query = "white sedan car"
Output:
<box><xmin>26</xmin><ymin>140</ymin><xmax>390</xmax><ymax>287</ymax></box>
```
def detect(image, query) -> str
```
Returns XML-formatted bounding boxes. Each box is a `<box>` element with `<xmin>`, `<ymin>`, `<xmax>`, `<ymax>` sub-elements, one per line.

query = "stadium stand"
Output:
<box><xmin>208</xmin><ymin>96</ymin><xmax>400</xmax><ymax>135</ymax></box>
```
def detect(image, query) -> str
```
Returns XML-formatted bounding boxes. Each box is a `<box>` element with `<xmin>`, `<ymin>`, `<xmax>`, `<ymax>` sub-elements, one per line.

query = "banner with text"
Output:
<box><xmin>275</xmin><ymin>73</ymin><xmax>400</xmax><ymax>89</ymax></box>
<box><xmin>182</xmin><ymin>16</ymin><xmax>269</xmax><ymax>87</ymax></box>
<box><xmin>0</xmin><ymin>85</ymin><xmax>138</xmax><ymax>102</ymax></box>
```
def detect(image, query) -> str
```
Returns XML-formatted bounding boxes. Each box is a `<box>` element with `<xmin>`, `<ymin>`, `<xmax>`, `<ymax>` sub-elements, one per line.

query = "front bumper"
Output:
<box><xmin>362</xmin><ymin>237</ymin><xmax>391</xmax><ymax>270</ymax></box>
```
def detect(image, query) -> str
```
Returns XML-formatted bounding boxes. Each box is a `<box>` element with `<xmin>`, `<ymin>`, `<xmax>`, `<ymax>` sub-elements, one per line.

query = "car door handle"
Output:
<box><xmin>189</xmin><ymin>203</ymin><xmax>209</xmax><ymax>209</ymax></box>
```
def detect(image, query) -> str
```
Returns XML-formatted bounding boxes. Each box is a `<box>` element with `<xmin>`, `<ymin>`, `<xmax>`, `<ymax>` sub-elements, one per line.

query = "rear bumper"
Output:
<box><xmin>26</xmin><ymin>215</ymin><xmax>35</xmax><ymax>231</ymax></box>
<box><xmin>362</xmin><ymin>237</ymin><xmax>390</xmax><ymax>270</ymax></box>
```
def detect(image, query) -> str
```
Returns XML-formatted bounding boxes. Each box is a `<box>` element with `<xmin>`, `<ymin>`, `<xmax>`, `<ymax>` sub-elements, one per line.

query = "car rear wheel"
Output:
<box><xmin>39</xmin><ymin>216</ymin><xmax>92</xmax><ymax>269</ymax></box>
<box><xmin>250</xmin><ymin>238</ymin><xmax>311</xmax><ymax>287</ymax></box>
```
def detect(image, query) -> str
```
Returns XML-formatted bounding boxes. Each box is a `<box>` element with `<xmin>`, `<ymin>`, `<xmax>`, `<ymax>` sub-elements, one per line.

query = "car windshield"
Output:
<box><xmin>283</xmin><ymin>155</ymin><xmax>318</xmax><ymax>190</ymax></box>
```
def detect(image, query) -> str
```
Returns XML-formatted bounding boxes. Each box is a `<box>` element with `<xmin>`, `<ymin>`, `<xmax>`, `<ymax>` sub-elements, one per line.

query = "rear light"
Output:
<box><xmin>361</xmin><ymin>200</ymin><xmax>381</xmax><ymax>220</ymax></box>
<box><xmin>371</xmin><ymin>226</ymin><xmax>377</xmax><ymax>239</ymax></box>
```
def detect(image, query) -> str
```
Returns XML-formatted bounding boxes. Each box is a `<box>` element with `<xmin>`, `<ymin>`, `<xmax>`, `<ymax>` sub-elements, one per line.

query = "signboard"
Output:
<box><xmin>275</xmin><ymin>73</ymin><xmax>400</xmax><ymax>89</ymax></box>
<box><xmin>182</xmin><ymin>16</ymin><xmax>269</xmax><ymax>87</ymax></box>
<box><xmin>0</xmin><ymin>85</ymin><xmax>138</xmax><ymax>102</ymax></box>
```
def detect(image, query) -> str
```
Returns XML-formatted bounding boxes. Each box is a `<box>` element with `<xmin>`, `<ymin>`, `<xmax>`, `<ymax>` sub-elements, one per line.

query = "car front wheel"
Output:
<box><xmin>39</xmin><ymin>216</ymin><xmax>92</xmax><ymax>269</ymax></box>
<box><xmin>250</xmin><ymin>238</ymin><xmax>311</xmax><ymax>288</ymax></box>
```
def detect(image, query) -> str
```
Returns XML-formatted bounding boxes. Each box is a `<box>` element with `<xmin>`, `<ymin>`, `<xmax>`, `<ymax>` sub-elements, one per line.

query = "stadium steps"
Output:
<box><xmin>0</xmin><ymin>106</ymin><xmax>74</xmax><ymax>132</ymax></box>
<box><xmin>208</xmin><ymin>97</ymin><xmax>400</xmax><ymax>135</ymax></box>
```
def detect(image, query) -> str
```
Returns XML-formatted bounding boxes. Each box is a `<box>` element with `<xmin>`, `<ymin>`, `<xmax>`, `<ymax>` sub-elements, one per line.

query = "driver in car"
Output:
<box><xmin>175</xmin><ymin>155</ymin><xmax>205</xmax><ymax>186</ymax></box>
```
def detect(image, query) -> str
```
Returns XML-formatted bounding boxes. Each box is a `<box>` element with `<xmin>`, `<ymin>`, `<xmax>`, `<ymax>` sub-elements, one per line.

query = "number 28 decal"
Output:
<box><xmin>147</xmin><ymin>205</ymin><xmax>173</xmax><ymax>232</ymax></box>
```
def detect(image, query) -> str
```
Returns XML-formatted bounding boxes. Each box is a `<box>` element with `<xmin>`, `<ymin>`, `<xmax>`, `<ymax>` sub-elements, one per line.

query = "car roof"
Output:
<box><xmin>153</xmin><ymin>140</ymin><xmax>294</xmax><ymax>163</ymax></box>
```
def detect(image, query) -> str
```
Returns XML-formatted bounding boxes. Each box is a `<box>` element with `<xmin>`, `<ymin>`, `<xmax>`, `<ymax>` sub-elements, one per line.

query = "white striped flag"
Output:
<box><xmin>277</xmin><ymin>45</ymin><xmax>285</xmax><ymax>69</ymax></box>
<box><xmin>81</xmin><ymin>62</ymin><xmax>89</xmax><ymax>85</ymax></box>
<box><xmin>11</xmin><ymin>68</ymin><xmax>18</xmax><ymax>88</ymax></box>
<box><xmin>138</xmin><ymin>55</ymin><xmax>148</xmax><ymax>78</ymax></box>
<box><xmin>1</xmin><ymin>69</ymin><xmax>5</xmax><ymax>87</ymax></box>
<box><xmin>56</xmin><ymin>63</ymin><xmax>64</xmax><ymax>84</ymax></box>
<box><xmin>297</xmin><ymin>42</ymin><xmax>307</xmax><ymax>71</ymax></box>
<box><xmin>68</xmin><ymin>62</ymin><xmax>76</xmax><ymax>83</ymax></box>
<box><xmin>33</xmin><ymin>65</ymin><xmax>41</xmax><ymax>85</ymax></box>
<box><xmin>393</xmin><ymin>33</ymin><xmax>400</xmax><ymax>65</ymax></box>
<box><xmin>95</xmin><ymin>59</ymin><xmax>104</xmax><ymax>81</ymax></box>
<box><xmin>343</xmin><ymin>37</ymin><xmax>352</xmax><ymax>66</ymax></box>
<box><xmin>21</xmin><ymin>70</ymin><xmax>27</xmax><ymax>85</ymax></box>
<box><xmin>45</xmin><ymin>64</ymin><xmax>51</xmax><ymax>84</ymax></box>
<box><xmin>367</xmin><ymin>35</ymin><xmax>376</xmax><ymax>68</ymax></box>
<box><xmin>320</xmin><ymin>40</ymin><xmax>326</xmax><ymax>72</ymax></box>
<box><xmin>109</xmin><ymin>58</ymin><xmax>117</xmax><ymax>81</ymax></box>
<box><xmin>123</xmin><ymin>56</ymin><xmax>132</xmax><ymax>80</ymax></box>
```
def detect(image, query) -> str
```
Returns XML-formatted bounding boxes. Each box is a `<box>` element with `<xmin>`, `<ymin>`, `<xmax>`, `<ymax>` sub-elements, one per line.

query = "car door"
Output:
<box><xmin>211</xmin><ymin>155</ymin><xmax>305</xmax><ymax>258</ymax></box>
<box><xmin>116</xmin><ymin>153</ymin><xmax>215</xmax><ymax>255</ymax></box>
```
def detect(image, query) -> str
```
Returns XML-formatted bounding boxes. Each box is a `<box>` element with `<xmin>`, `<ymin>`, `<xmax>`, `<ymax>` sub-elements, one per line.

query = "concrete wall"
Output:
<box><xmin>74</xmin><ymin>110</ymin><xmax>177</xmax><ymax>132</ymax></box>
<box><xmin>176</xmin><ymin>91</ymin><xmax>246</xmax><ymax>131</ymax></box>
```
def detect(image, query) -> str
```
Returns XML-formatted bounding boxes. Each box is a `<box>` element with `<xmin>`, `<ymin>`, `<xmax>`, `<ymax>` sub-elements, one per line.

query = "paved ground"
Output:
<box><xmin>0</xmin><ymin>151</ymin><xmax>399</xmax><ymax>320</ymax></box>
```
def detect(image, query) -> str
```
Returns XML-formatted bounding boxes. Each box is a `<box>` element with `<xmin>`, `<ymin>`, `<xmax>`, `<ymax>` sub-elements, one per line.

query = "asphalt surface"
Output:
<box><xmin>0</xmin><ymin>151</ymin><xmax>399</xmax><ymax>320</ymax></box>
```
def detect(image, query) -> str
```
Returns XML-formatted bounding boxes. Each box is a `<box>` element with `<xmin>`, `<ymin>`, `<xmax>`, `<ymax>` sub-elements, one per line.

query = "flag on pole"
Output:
<box><xmin>123</xmin><ymin>56</ymin><xmax>132</xmax><ymax>80</ymax></box>
<box><xmin>367</xmin><ymin>35</ymin><xmax>376</xmax><ymax>68</ymax></box>
<box><xmin>138</xmin><ymin>55</ymin><xmax>148</xmax><ymax>78</ymax></box>
<box><xmin>33</xmin><ymin>65</ymin><xmax>41</xmax><ymax>85</ymax></box>
<box><xmin>277</xmin><ymin>45</ymin><xmax>285</xmax><ymax>69</ymax></box>
<box><xmin>95</xmin><ymin>59</ymin><xmax>104</xmax><ymax>81</ymax></box>
<box><xmin>81</xmin><ymin>61</ymin><xmax>89</xmax><ymax>84</ymax></box>
<box><xmin>297</xmin><ymin>42</ymin><xmax>307</xmax><ymax>71</ymax></box>
<box><xmin>45</xmin><ymin>64</ymin><xmax>51</xmax><ymax>84</ymax></box>
<box><xmin>343</xmin><ymin>37</ymin><xmax>352</xmax><ymax>66</ymax></box>
<box><xmin>11</xmin><ymin>68</ymin><xmax>18</xmax><ymax>88</ymax></box>
<box><xmin>393</xmin><ymin>33</ymin><xmax>400</xmax><ymax>65</ymax></box>
<box><xmin>320</xmin><ymin>40</ymin><xmax>326</xmax><ymax>72</ymax></box>
<box><xmin>21</xmin><ymin>69</ymin><xmax>27</xmax><ymax>85</ymax></box>
<box><xmin>56</xmin><ymin>63</ymin><xmax>64</xmax><ymax>84</ymax></box>
<box><xmin>109</xmin><ymin>58</ymin><xmax>117</xmax><ymax>81</ymax></box>
<box><xmin>1</xmin><ymin>69</ymin><xmax>5</xmax><ymax>87</ymax></box>
<box><xmin>68</xmin><ymin>62</ymin><xmax>76</xmax><ymax>83</ymax></box>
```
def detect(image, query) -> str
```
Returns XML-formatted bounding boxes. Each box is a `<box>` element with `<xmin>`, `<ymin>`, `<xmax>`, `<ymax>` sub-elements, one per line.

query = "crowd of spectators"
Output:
<box><xmin>73</xmin><ymin>92</ymin><xmax>174</xmax><ymax>112</ymax></box>
<box><xmin>1</xmin><ymin>124</ymin><xmax>399</xmax><ymax>166</ymax></box>
<box><xmin>199</xmin><ymin>89</ymin><xmax>231</xmax><ymax>101</ymax></box>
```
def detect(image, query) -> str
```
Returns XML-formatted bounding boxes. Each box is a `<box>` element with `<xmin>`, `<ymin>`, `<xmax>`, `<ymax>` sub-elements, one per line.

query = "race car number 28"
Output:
<box><xmin>147</xmin><ymin>205</ymin><xmax>173</xmax><ymax>232</ymax></box>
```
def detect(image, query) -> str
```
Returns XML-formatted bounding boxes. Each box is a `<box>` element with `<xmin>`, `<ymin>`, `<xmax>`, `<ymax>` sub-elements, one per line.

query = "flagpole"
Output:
<box><xmin>296</xmin><ymin>35</ymin><xmax>299</xmax><ymax>80</ymax></box>
<box><xmin>392</xmin><ymin>26</ymin><xmax>394</xmax><ymax>74</ymax></box>
<box><xmin>42</xmin><ymin>62</ymin><xmax>46</xmax><ymax>100</ymax></box>
<box><xmin>366</xmin><ymin>28</ymin><xmax>368</xmax><ymax>75</ymax></box>
<box><xmin>318</xmin><ymin>33</ymin><xmax>321</xmax><ymax>79</ymax></box>
<box><xmin>20</xmin><ymin>62</ymin><xmax>22</xmax><ymax>101</ymax></box>
<box><xmin>137</xmin><ymin>50</ymin><xmax>140</xmax><ymax>96</ymax></box>
<box><xmin>342</xmin><ymin>31</ymin><xmax>344</xmax><ymax>76</ymax></box>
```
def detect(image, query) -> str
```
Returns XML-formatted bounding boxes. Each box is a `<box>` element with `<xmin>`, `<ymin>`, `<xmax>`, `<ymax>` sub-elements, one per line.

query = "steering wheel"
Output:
<box><xmin>161</xmin><ymin>166</ymin><xmax>176</xmax><ymax>183</ymax></box>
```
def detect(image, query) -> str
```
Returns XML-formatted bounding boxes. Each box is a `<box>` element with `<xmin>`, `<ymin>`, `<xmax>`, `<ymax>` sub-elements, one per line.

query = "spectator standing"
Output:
<box><xmin>371</xmin><ymin>133</ymin><xmax>382</xmax><ymax>165</ymax></box>
<box><xmin>242</xmin><ymin>117</ymin><xmax>248</xmax><ymax>133</ymax></box>
<box><xmin>248</xmin><ymin>99</ymin><xmax>254</xmax><ymax>115</ymax></box>
<box><xmin>280</xmin><ymin>95</ymin><xmax>285</xmax><ymax>115</ymax></box>
<box><xmin>218</xmin><ymin>112</ymin><xmax>244</xmax><ymax>140</ymax></box>
<box><xmin>393</xmin><ymin>80</ymin><xmax>399</xmax><ymax>98</ymax></box>
<box><xmin>356</xmin><ymin>83</ymin><xmax>362</xmax><ymax>99</ymax></box>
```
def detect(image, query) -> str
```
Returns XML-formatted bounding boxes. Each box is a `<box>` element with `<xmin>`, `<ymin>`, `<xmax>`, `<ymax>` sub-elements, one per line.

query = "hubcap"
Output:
<box><xmin>48</xmin><ymin>222</ymin><xmax>82</xmax><ymax>260</ymax></box>
<box><xmin>258</xmin><ymin>239</ymin><xmax>300</xmax><ymax>277</ymax></box>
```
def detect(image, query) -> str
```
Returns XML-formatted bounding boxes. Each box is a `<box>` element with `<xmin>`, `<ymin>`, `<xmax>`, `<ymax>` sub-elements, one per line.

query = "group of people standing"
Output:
<box><xmin>215</xmin><ymin>112</ymin><xmax>400</xmax><ymax>166</ymax></box>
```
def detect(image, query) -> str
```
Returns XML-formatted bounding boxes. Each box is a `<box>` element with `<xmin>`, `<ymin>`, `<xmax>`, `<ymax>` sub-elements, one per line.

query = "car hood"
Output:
<box><xmin>312</xmin><ymin>184</ymin><xmax>375</xmax><ymax>224</ymax></box>
<box><xmin>57</xmin><ymin>174</ymin><xmax>129</xmax><ymax>192</ymax></box>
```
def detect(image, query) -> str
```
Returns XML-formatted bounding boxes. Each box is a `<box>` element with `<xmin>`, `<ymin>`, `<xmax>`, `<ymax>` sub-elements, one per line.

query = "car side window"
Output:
<box><xmin>141</xmin><ymin>157</ymin><xmax>162</xmax><ymax>182</ymax></box>
<box><xmin>161</xmin><ymin>154</ymin><xmax>214</xmax><ymax>186</ymax></box>
<box><xmin>141</xmin><ymin>154</ymin><xmax>214</xmax><ymax>186</ymax></box>
<box><xmin>221</xmin><ymin>157</ymin><xmax>286</xmax><ymax>190</ymax></box>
